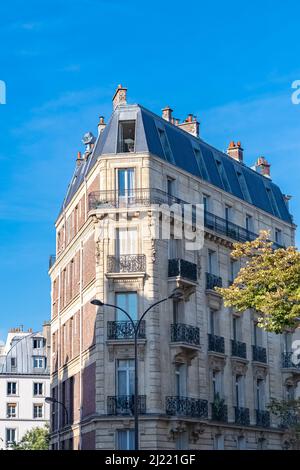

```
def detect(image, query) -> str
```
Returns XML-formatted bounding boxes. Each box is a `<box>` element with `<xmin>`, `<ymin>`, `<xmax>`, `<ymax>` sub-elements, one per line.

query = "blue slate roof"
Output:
<box><xmin>60</xmin><ymin>104</ymin><xmax>292</xmax><ymax>224</ymax></box>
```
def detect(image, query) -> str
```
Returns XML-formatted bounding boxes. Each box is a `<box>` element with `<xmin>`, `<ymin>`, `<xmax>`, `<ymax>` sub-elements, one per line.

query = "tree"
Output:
<box><xmin>13</xmin><ymin>425</ymin><xmax>50</xmax><ymax>450</ymax></box>
<box><xmin>216</xmin><ymin>230</ymin><xmax>300</xmax><ymax>334</ymax></box>
<box><xmin>268</xmin><ymin>398</ymin><xmax>300</xmax><ymax>449</ymax></box>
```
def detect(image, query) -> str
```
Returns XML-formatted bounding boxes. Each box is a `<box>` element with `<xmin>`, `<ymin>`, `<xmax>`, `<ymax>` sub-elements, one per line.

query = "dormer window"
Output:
<box><xmin>117</xmin><ymin>120</ymin><xmax>136</xmax><ymax>153</ymax></box>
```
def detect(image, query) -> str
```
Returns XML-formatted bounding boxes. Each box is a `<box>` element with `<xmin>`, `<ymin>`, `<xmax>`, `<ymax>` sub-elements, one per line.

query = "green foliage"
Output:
<box><xmin>12</xmin><ymin>425</ymin><xmax>50</xmax><ymax>450</ymax></box>
<box><xmin>216</xmin><ymin>231</ymin><xmax>300</xmax><ymax>333</ymax></box>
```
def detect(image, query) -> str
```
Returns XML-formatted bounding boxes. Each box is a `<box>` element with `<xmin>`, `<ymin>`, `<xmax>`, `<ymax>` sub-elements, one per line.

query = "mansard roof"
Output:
<box><xmin>60</xmin><ymin>103</ymin><xmax>292</xmax><ymax>224</ymax></box>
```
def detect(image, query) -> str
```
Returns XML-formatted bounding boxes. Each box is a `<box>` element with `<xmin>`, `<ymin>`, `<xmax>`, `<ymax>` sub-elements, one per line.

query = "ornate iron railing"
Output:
<box><xmin>252</xmin><ymin>345</ymin><xmax>267</xmax><ymax>363</ymax></box>
<box><xmin>168</xmin><ymin>259</ymin><xmax>197</xmax><ymax>282</ymax></box>
<box><xmin>234</xmin><ymin>406</ymin><xmax>250</xmax><ymax>426</ymax></box>
<box><xmin>256</xmin><ymin>409</ymin><xmax>270</xmax><ymax>427</ymax></box>
<box><xmin>107</xmin><ymin>320</ymin><xmax>146</xmax><ymax>340</ymax></box>
<box><xmin>170</xmin><ymin>323</ymin><xmax>200</xmax><ymax>345</ymax></box>
<box><xmin>208</xmin><ymin>334</ymin><xmax>225</xmax><ymax>354</ymax></box>
<box><xmin>49</xmin><ymin>255</ymin><xmax>56</xmax><ymax>269</ymax></box>
<box><xmin>206</xmin><ymin>272</ymin><xmax>222</xmax><ymax>290</ymax></box>
<box><xmin>88</xmin><ymin>188</ymin><xmax>284</xmax><ymax>247</ymax></box>
<box><xmin>107</xmin><ymin>254</ymin><xmax>146</xmax><ymax>273</ymax></box>
<box><xmin>211</xmin><ymin>401</ymin><xmax>228</xmax><ymax>422</ymax></box>
<box><xmin>107</xmin><ymin>395</ymin><xmax>146</xmax><ymax>415</ymax></box>
<box><xmin>231</xmin><ymin>339</ymin><xmax>247</xmax><ymax>359</ymax></box>
<box><xmin>166</xmin><ymin>396</ymin><xmax>208</xmax><ymax>418</ymax></box>
<box><xmin>282</xmin><ymin>352</ymin><xmax>300</xmax><ymax>369</ymax></box>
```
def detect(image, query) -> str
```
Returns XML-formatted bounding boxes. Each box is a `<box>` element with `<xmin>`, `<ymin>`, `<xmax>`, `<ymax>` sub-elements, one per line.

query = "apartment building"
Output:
<box><xmin>0</xmin><ymin>324</ymin><xmax>50</xmax><ymax>448</ymax></box>
<box><xmin>49</xmin><ymin>85</ymin><xmax>298</xmax><ymax>450</ymax></box>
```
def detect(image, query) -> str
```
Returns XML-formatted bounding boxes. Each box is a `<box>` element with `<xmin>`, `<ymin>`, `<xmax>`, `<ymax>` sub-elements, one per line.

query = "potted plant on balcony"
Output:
<box><xmin>212</xmin><ymin>393</ymin><xmax>227</xmax><ymax>422</ymax></box>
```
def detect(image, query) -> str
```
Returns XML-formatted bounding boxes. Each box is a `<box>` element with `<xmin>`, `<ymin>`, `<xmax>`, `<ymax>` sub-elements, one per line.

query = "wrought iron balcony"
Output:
<box><xmin>211</xmin><ymin>400</ymin><xmax>228</xmax><ymax>422</ymax></box>
<box><xmin>256</xmin><ymin>409</ymin><xmax>270</xmax><ymax>427</ymax></box>
<box><xmin>231</xmin><ymin>339</ymin><xmax>247</xmax><ymax>359</ymax></box>
<box><xmin>107</xmin><ymin>320</ymin><xmax>146</xmax><ymax>340</ymax></box>
<box><xmin>168</xmin><ymin>259</ymin><xmax>197</xmax><ymax>282</ymax></box>
<box><xmin>252</xmin><ymin>345</ymin><xmax>267</xmax><ymax>363</ymax></box>
<box><xmin>234</xmin><ymin>406</ymin><xmax>250</xmax><ymax>426</ymax></box>
<box><xmin>107</xmin><ymin>395</ymin><xmax>146</xmax><ymax>415</ymax></box>
<box><xmin>107</xmin><ymin>254</ymin><xmax>146</xmax><ymax>273</ymax></box>
<box><xmin>208</xmin><ymin>334</ymin><xmax>225</xmax><ymax>354</ymax></box>
<box><xmin>206</xmin><ymin>272</ymin><xmax>222</xmax><ymax>290</ymax></box>
<box><xmin>166</xmin><ymin>396</ymin><xmax>208</xmax><ymax>419</ymax></box>
<box><xmin>204</xmin><ymin>211</ymin><xmax>258</xmax><ymax>244</ymax></box>
<box><xmin>170</xmin><ymin>323</ymin><xmax>200</xmax><ymax>346</ymax></box>
<box><xmin>280</xmin><ymin>411</ymin><xmax>299</xmax><ymax>428</ymax></box>
<box><xmin>282</xmin><ymin>352</ymin><xmax>300</xmax><ymax>369</ymax></box>
<box><xmin>49</xmin><ymin>255</ymin><xmax>56</xmax><ymax>269</ymax></box>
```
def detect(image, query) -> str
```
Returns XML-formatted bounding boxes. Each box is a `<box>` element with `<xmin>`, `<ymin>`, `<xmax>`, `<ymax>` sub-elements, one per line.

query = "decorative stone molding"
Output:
<box><xmin>171</xmin><ymin>347</ymin><xmax>199</xmax><ymax>365</ymax></box>
<box><xmin>253</xmin><ymin>364</ymin><xmax>269</xmax><ymax>379</ymax></box>
<box><xmin>208</xmin><ymin>354</ymin><xmax>226</xmax><ymax>371</ymax></box>
<box><xmin>107</xmin><ymin>341</ymin><xmax>146</xmax><ymax>362</ymax></box>
<box><xmin>204</xmin><ymin>231</ymin><xmax>233</xmax><ymax>249</ymax></box>
<box><xmin>107</xmin><ymin>276</ymin><xmax>145</xmax><ymax>292</ymax></box>
<box><xmin>168</xmin><ymin>280</ymin><xmax>196</xmax><ymax>302</ymax></box>
<box><xmin>206</xmin><ymin>290</ymin><xmax>223</xmax><ymax>310</ymax></box>
<box><xmin>231</xmin><ymin>358</ymin><xmax>249</xmax><ymax>375</ymax></box>
<box><xmin>189</xmin><ymin>423</ymin><xmax>205</xmax><ymax>443</ymax></box>
<box><xmin>167</xmin><ymin>420</ymin><xmax>187</xmax><ymax>441</ymax></box>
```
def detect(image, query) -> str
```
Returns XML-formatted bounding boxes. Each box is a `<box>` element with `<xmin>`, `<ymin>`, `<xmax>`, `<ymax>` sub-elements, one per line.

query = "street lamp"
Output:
<box><xmin>91</xmin><ymin>288</ymin><xmax>182</xmax><ymax>451</ymax></box>
<box><xmin>45</xmin><ymin>396</ymin><xmax>69</xmax><ymax>450</ymax></box>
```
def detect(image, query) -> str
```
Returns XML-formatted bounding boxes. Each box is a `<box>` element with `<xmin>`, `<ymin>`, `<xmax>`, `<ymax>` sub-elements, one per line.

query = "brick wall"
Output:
<box><xmin>52</xmin><ymin>276</ymin><xmax>59</xmax><ymax>318</ymax></box>
<box><xmin>82</xmin><ymin>362</ymin><xmax>96</xmax><ymax>418</ymax></box>
<box><xmin>82</xmin><ymin>235</ymin><xmax>96</xmax><ymax>288</ymax></box>
<box><xmin>81</xmin><ymin>430</ymin><xmax>95</xmax><ymax>450</ymax></box>
<box><xmin>82</xmin><ymin>301</ymin><xmax>96</xmax><ymax>351</ymax></box>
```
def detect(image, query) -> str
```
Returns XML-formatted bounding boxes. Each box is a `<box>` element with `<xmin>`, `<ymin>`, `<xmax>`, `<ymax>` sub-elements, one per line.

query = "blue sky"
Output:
<box><xmin>0</xmin><ymin>0</ymin><xmax>300</xmax><ymax>340</ymax></box>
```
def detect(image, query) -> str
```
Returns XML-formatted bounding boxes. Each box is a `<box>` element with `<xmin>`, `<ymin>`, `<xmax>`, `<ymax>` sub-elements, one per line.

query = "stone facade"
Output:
<box><xmin>49</xmin><ymin>87</ymin><xmax>298</xmax><ymax>450</ymax></box>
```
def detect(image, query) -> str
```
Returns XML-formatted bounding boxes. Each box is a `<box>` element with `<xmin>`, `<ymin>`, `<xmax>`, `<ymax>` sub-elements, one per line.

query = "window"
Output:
<box><xmin>117</xmin><ymin>430</ymin><xmax>134</xmax><ymax>450</ymax></box>
<box><xmin>237</xmin><ymin>436</ymin><xmax>246</xmax><ymax>450</ymax></box>
<box><xmin>175</xmin><ymin>363</ymin><xmax>187</xmax><ymax>396</ymax></box>
<box><xmin>232</xmin><ymin>316</ymin><xmax>241</xmax><ymax>341</ymax></box>
<box><xmin>265</xmin><ymin>187</ymin><xmax>280</xmax><ymax>218</ymax></box>
<box><xmin>167</xmin><ymin>177</ymin><xmax>175</xmax><ymax>196</ymax></box>
<box><xmin>33</xmin><ymin>338</ymin><xmax>44</xmax><ymax>349</ymax></box>
<box><xmin>33</xmin><ymin>356</ymin><xmax>45</xmax><ymax>369</ymax></box>
<box><xmin>216</xmin><ymin>160</ymin><xmax>231</xmax><ymax>192</ymax></box>
<box><xmin>115</xmin><ymin>292</ymin><xmax>138</xmax><ymax>322</ymax></box>
<box><xmin>6</xmin><ymin>428</ymin><xmax>16</xmax><ymax>446</ymax></box>
<box><xmin>33</xmin><ymin>383</ymin><xmax>43</xmax><ymax>396</ymax></box>
<box><xmin>286</xmin><ymin>384</ymin><xmax>295</xmax><ymax>401</ymax></box>
<box><xmin>230</xmin><ymin>259</ymin><xmax>239</xmax><ymax>284</ymax></box>
<box><xmin>117</xmin><ymin>359</ymin><xmax>134</xmax><ymax>397</ymax></box>
<box><xmin>283</xmin><ymin>333</ymin><xmax>292</xmax><ymax>353</ymax></box>
<box><xmin>275</xmin><ymin>228</ymin><xmax>282</xmax><ymax>245</ymax></box>
<box><xmin>69</xmin><ymin>376</ymin><xmax>74</xmax><ymax>424</ymax></box>
<box><xmin>7</xmin><ymin>403</ymin><xmax>16</xmax><ymax>418</ymax></box>
<box><xmin>253</xmin><ymin>323</ymin><xmax>263</xmax><ymax>347</ymax></box>
<box><xmin>7</xmin><ymin>382</ymin><xmax>17</xmax><ymax>396</ymax></box>
<box><xmin>225</xmin><ymin>205</ymin><xmax>232</xmax><ymax>222</ymax></box>
<box><xmin>235</xmin><ymin>375</ymin><xmax>245</xmax><ymax>407</ymax></box>
<box><xmin>33</xmin><ymin>404</ymin><xmax>43</xmax><ymax>419</ymax></box>
<box><xmin>11</xmin><ymin>357</ymin><xmax>16</xmax><ymax>369</ymax></box>
<box><xmin>245</xmin><ymin>214</ymin><xmax>253</xmax><ymax>232</ymax></box>
<box><xmin>117</xmin><ymin>168</ymin><xmax>135</xmax><ymax>204</ymax></box>
<box><xmin>157</xmin><ymin>128</ymin><xmax>174</xmax><ymax>163</ymax></box>
<box><xmin>208</xmin><ymin>249</ymin><xmax>218</xmax><ymax>275</ymax></box>
<box><xmin>117</xmin><ymin>121</ymin><xmax>136</xmax><ymax>153</ymax></box>
<box><xmin>212</xmin><ymin>370</ymin><xmax>222</xmax><ymax>398</ymax></box>
<box><xmin>236</xmin><ymin>170</ymin><xmax>252</xmax><ymax>203</ymax></box>
<box><xmin>176</xmin><ymin>431</ymin><xmax>189</xmax><ymax>450</ymax></box>
<box><xmin>194</xmin><ymin>148</ymin><xmax>209</xmax><ymax>180</ymax></box>
<box><xmin>116</xmin><ymin>227</ymin><xmax>137</xmax><ymax>256</ymax></box>
<box><xmin>256</xmin><ymin>379</ymin><xmax>265</xmax><ymax>411</ymax></box>
<box><xmin>210</xmin><ymin>309</ymin><xmax>219</xmax><ymax>336</ymax></box>
<box><xmin>172</xmin><ymin>299</ymin><xmax>184</xmax><ymax>324</ymax></box>
<box><xmin>203</xmin><ymin>194</ymin><xmax>210</xmax><ymax>213</ymax></box>
<box><xmin>214</xmin><ymin>434</ymin><xmax>224</xmax><ymax>450</ymax></box>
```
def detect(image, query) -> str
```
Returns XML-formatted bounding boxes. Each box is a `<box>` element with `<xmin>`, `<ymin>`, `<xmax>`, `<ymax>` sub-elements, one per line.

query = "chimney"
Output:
<box><xmin>82</xmin><ymin>132</ymin><xmax>96</xmax><ymax>154</ymax></box>
<box><xmin>254</xmin><ymin>156</ymin><xmax>271</xmax><ymax>178</ymax></box>
<box><xmin>162</xmin><ymin>106</ymin><xmax>173</xmax><ymax>122</ymax></box>
<box><xmin>112</xmin><ymin>84</ymin><xmax>127</xmax><ymax>110</ymax></box>
<box><xmin>283</xmin><ymin>194</ymin><xmax>292</xmax><ymax>210</ymax></box>
<box><xmin>76</xmin><ymin>151</ymin><xmax>83</xmax><ymax>167</ymax></box>
<box><xmin>98</xmin><ymin>116</ymin><xmax>106</xmax><ymax>135</ymax></box>
<box><xmin>177</xmin><ymin>114</ymin><xmax>200</xmax><ymax>137</ymax></box>
<box><xmin>227</xmin><ymin>141</ymin><xmax>243</xmax><ymax>162</ymax></box>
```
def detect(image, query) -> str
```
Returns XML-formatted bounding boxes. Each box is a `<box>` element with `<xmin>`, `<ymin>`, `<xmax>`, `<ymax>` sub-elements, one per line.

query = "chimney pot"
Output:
<box><xmin>254</xmin><ymin>156</ymin><xmax>271</xmax><ymax>177</ymax></box>
<box><xmin>227</xmin><ymin>141</ymin><xmax>243</xmax><ymax>162</ymax></box>
<box><xmin>98</xmin><ymin>115</ymin><xmax>106</xmax><ymax>135</ymax></box>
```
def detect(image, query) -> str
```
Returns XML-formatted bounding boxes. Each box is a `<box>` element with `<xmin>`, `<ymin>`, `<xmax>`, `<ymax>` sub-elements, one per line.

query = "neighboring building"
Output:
<box><xmin>49</xmin><ymin>85</ymin><xmax>297</xmax><ymax>450</ymax></box>
<box><xmin>0</xmin><ymin>324</ymin><xmax>50</xmax><ymax>449</ymax></box>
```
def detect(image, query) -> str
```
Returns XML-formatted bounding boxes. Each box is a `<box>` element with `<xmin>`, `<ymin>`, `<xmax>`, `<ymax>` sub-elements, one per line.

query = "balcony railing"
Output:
<box><xmin>166</xmin><ymin>396</ymin><xmax>208</xmax><ymax>419</ymax></box>
<box><xmin>234</xmin><ymin>406</ymin><xmax>250</xmax><ymax>426</ymax></box>
<box><xmin>168</xmin><ymin>259</ymin><xmax>197</xmax><ymax>282</ymax></box>
<box><xmin>211</xmin><ymin>400</ymin><xmax>228</xmax><ymax>422</ymax></box>
<box><xmin>208</xmin><ymin>334</ymin><xmax>225</xmax><ymax>354</ymax></box>
<box><xmin>280</xmin><ymin>411</ymin><xmax>299</xmax><ymax>428</ymax></box>
<box><xmin>170</xmin><ymin>323</ymin><xmax>200</xmax><ymax>346</ymax></box>
<box><xmin>231</xmin><ymin>339</ymin><xmax>247</xmax><ymax>359</ymax></box>
<box><xmin>282</xmin><ymin>352</ymin><xmax>300</xmax><ymax>369</ymax></box>
<box><xmin>49</xmin><ymin>255</ymin><xmax>56</xmax><ymax>269</ymax></box>
<box><xmin>252</xmin><ymin>345</ymin><xmax>267</xmax><ymax>363</ymax></box>
<box><xmin>206</xmin><ymin>272</ymin><xmax>222</xmax><ymax>290</ymax></box>
<box><xmin>107</xmin><ymin>395</ymin><xmax>146</xmax><ymax>415</ymax></box>
<box><xmin>88</xmin><ymin>188</ymin><xmax>284</xmax><ymax>247</ymax></box>
<box><xmin>256</xmin><ymin>409</ymin><xmax>270</xmax><ymax>427</ymax></box>
<box><xmin>107</xmin><ymin>254</ymin><xmax>146</xmax><ymax>273</ymax></box>
<box><xmin>107</xmin><ymin>320</ymin><xmax>146</xmax><ymax>340</ymax></box>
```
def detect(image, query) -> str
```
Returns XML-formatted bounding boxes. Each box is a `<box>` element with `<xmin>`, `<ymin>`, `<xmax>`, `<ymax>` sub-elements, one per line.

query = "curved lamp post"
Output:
<box><xmin>91</xmin><ymin>288</ymin><xmax>182</xmax><ymax>450</ymax></box>
<box><xmin>45</xmin><ymin>396</ymin><xmax>69</xmax><ymax>450</ymax></box>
